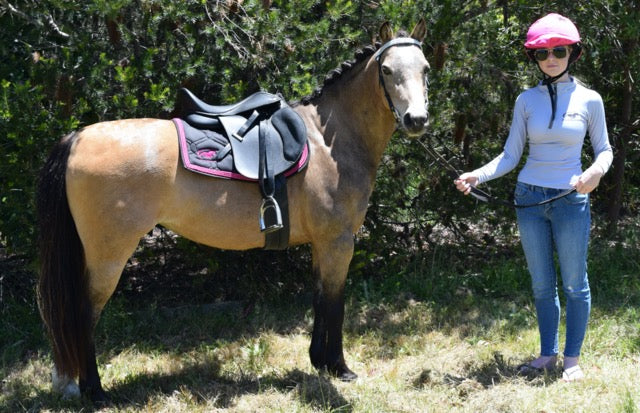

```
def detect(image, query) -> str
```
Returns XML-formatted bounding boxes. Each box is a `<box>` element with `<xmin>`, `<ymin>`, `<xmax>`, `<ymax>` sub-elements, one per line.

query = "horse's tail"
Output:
<box><xmin>36</xmin><ymin>131</ymin><xmax>92</xmax><ymax>379</ymax></box>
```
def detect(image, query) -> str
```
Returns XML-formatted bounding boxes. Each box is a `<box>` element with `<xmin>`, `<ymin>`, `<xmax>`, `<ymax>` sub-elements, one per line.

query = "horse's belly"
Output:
<box><xmin>160</xmin><ymin>171</ymin><xmax>268</xmax><ymax>249</ymax></box>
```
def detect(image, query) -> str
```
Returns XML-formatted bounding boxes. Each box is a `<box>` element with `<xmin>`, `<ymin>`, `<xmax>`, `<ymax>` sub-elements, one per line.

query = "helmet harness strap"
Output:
<box><xmin>535</xmin><ymin>44</ymin><xmax>581</xmax><ymax>129</ymax></box>
<box><xmin>537</xmin><ymin>57</ymin><xmax>574</xmax><ymax>129</ymax></box>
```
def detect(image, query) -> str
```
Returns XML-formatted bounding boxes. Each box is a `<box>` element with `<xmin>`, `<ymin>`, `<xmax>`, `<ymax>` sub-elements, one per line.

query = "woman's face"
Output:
<box><xmin>535</xmin><ymin>46</ymin><xmax>571</xmax><ymax>78</ymax></box>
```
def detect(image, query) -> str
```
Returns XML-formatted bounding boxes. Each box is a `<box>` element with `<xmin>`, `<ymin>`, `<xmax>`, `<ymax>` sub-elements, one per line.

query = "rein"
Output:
<box><xmin>374</xmin><ymin>37</ymin><xmax>423</xmax><ymax>124</ymax></box>
<box><xmin>417</xmin><ymin>138</ymin><xmax>576</xmax><ymax>208</ymax></box>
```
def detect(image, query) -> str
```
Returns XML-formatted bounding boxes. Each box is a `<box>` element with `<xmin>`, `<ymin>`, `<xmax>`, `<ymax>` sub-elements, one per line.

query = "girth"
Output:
<box><xmin>174</xmin><ymin>88</ymin><xmax>308</xmax><ymax>249</ymax></box>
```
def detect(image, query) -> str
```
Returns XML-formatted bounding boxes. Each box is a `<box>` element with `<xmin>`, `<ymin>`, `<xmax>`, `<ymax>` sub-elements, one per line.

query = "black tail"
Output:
<box><xmin>36</xmin><ymin>132</ymin><xmax>93</xmax><ymax>379</ymax></box>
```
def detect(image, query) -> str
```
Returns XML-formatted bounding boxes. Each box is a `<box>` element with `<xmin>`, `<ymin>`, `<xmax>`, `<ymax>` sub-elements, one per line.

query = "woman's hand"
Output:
<box><xmin>574</xmin><ymin>165</ymin><xmax>604</xmax><ymax>194</ymax></box>
<box><xmin>454</xmin><ymin>172</ymin><xmax>479</xmax><ymax>195</ymax></box>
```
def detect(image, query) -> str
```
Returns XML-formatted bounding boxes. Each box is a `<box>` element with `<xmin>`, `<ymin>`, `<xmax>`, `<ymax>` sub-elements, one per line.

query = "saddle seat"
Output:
<box><xmin>178</xmin><ymin>88</ymin><xmax>283</xmax><ymax>122</ymax></box>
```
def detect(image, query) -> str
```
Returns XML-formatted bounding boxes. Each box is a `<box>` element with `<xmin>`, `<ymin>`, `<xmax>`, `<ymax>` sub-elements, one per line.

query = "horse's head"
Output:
<box><xmin>375</xmin><ymin>19</ymin><xmax>430</xmax><ymax>137</ymax></box>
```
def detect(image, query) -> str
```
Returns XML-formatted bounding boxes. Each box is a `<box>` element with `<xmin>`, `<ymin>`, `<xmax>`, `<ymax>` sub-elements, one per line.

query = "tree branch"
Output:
<box><xmin>44</xmin><ymin>13</ymin><xmax>69</xmax><ymax>39</ymax></box>
<box><xmin>1</xmin><ymin>0</ymin><xmax>30</xmax><ymax>20</ymax></box>
<box><xmin>0</xmin><ymin>1</ymin><xmax>69</xmax><ymax>39</ymax></box>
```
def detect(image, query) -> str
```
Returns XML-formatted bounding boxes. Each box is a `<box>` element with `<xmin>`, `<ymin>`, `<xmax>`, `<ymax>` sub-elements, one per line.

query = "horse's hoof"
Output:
<box><xmin>89</xmin><ymin>388</ymin><xmax>111</xmax><ymax>405</ymax></box>
<box><xmin>52</xmin><ymin>370</ymin><xmax>81</xmax><ymax>399</ymax></box>
<box><xmin>60</xmin><ymin>383</ymin><xmax>81</xmax><ymax>400</ymax></box>
<box><xmin>338</xmin><ymin>369</ymin><xmax>358</xmax><ymax>382</ymax></box>
<box><xmin>80</xmin><ymin>382</ymin><xmax>111</xmax><ymax>405</ymax></box>
<box><xmin>310</xmin><ymin>359</ymin><xmax>325</xmax><ymax>371</ymax></box>
<box><xmin>328</xmin><ymin>364</ymin><xmax>358</xmax><ymax>382</ymax></box>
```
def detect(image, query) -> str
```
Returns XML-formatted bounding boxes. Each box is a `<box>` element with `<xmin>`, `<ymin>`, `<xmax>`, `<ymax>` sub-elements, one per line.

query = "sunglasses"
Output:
<box><xmin>532</xmin><ymin>46</ymin><xmax>569</xmax><ymax>61</ymax></box>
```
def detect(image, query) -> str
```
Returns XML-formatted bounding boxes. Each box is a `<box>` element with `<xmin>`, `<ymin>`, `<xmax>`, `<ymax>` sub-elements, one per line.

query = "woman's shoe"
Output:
<box><xmin>562</xmin><ymin>365</ymin><xmax>584</xmax><ymax>382</ymax></box>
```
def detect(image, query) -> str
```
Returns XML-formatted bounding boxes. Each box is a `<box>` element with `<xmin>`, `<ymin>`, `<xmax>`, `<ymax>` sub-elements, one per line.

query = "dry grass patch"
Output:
<box><xmin>2</xmin><ymin>291</ymin><xmax>639</xmax><ymax>412</ymax></box>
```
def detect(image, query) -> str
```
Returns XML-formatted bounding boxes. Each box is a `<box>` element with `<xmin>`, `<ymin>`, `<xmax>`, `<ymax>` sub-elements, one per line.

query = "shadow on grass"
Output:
<box><xmin>411</xmin><ymin>352</ymin><xmax>560</xmax><ymax>399</ymax></box>
<box><xmin>8</xmin><ymin>366</ymin><xmax>350</xmax><ymax>412</ymax></box>
<box><xmin>1</xmin><ymin>296</ymin><xmax>351</xmax><ymax>411</ymax></box>
<box><xmin>107</xmin><ymin>366</ymin><xmax>349</xmax><ymax>411</ymax></box>
<box><xmin>465</xmin><ymin>352</ymin><xmax>561</xmax><ymax>388</ymax></box>
<box><xmin>3</xmin><ymin>223</ymin><xmax>638</xmax><ymax>411</ymax></box>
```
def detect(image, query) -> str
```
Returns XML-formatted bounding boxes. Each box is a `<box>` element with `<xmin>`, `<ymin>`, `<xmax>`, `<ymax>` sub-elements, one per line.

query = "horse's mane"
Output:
<box><xmin>298</xmin><ymin>30</ymin><xmax>408</xmax><ymax>106</ymax></box>
<box><xmin>297</xmin><ymin>42</ymin><xmax>381</xmax><ymax>106</ymax></box>
<box><xmin>296</xmin><ymin>29</ymin><xmax>412</xmax><ymax>106</ymax></box>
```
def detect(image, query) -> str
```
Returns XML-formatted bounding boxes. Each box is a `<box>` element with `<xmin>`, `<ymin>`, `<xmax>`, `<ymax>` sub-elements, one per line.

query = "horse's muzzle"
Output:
<box><xmin>403</xmin><ymin>112</ymin><xmax>429</xmax><ymax>136</ymax></box>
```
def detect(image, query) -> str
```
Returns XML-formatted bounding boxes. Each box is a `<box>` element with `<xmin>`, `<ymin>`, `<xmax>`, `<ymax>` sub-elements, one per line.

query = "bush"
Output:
<box><xmin>1</xmin><ymin>0</ymin><xmax>637</xmax><ymax>269</ymax></box>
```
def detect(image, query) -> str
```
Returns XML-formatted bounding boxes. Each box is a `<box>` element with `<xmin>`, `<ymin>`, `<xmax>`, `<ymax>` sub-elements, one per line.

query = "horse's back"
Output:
<box><xmin>68</xmin><ymin>118</ymin><xmax>178</xmax><ymax>180</ymax></box>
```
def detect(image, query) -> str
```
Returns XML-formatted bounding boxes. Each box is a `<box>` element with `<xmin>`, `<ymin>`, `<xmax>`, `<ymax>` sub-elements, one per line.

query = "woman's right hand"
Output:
<box><xmin>454</xmin><ymin>173</ymin><xmax>479</xmax><ymax>195</ymax></box>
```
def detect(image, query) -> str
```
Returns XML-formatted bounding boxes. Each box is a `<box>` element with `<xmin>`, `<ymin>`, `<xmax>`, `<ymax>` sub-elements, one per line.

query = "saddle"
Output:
<box><xmin>174</xmin><ymin>88</ymin><xmax>309</xmax><ymax>249</ymax></box>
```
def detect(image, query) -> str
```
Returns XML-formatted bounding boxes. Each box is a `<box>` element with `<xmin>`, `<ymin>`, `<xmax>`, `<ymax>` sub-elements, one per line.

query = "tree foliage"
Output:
<box><xmin>1</xmin><ymin>0</ymin><xmax>638</xmax><ymax>261</ymax></box>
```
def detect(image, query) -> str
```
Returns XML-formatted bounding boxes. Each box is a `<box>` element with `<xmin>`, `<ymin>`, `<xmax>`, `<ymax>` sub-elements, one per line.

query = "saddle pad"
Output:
<box><xmin>173</xmin><ymin>118</ymin><xmax>309</xmax><ymax>181</ymax></box>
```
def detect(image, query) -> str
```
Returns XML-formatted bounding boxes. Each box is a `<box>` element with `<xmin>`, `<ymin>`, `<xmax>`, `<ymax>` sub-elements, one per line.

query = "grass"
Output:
<box><xmin>1</xmin><ymin>224</ymin><xmax>639</xmax><ymax>412</ymax></box>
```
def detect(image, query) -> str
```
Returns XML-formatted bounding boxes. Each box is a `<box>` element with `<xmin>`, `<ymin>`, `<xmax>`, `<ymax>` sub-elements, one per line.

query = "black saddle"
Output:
<box><xmin>174</xmin><ymin>88</ymin><xmax>308</xmax><ymax>249</ymax></box>
<box><xmin>176</xmin><ymin>88</ymin><xmax>306</xmax><ymax>179</ymax></box>
<box><xmin>180</xmin><ymin>87</ymin><xmax>283</xmax><ymax>119</ymax></box>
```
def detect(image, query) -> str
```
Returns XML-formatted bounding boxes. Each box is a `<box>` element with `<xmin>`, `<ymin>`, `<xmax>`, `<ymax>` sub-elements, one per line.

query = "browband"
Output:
<box><xmin>373</xmin><ymin>38</ymin><xmax>423</xmax><ymax>61</ymax></box>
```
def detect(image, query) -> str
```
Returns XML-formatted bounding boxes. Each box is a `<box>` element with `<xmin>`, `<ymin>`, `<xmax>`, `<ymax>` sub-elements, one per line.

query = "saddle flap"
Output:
<box><xmin>218</xmin><ymin>116</ymin><xmax>285</xmax><ymax>180</ymax></box>
<box><xmin>270</xmin><ymin>106</ymin><xmax>307</xmax><ymax>162</ymax></box>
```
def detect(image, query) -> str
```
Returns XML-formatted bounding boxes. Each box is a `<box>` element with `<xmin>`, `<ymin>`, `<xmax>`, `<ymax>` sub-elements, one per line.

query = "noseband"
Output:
<box><xmin>374</xmin><ymin>38</ymin><xmax>424</xmax><ymax>124</ymax></box>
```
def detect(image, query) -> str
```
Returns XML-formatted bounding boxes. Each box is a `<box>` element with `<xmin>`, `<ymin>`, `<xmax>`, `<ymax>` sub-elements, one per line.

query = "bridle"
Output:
<box><xmin>374</xmin><ymin>37</ymin><xmax>425</xmax><ymax>125</ymax></box>
<box><xmin>417</xmin><ymin>137</ymin><xmax>575</xmax><ymax>208</ymax></box>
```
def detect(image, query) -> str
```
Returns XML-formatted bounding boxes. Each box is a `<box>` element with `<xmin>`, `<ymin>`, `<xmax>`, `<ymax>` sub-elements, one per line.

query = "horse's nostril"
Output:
<box><xmin>404</xmin><ymin>113</ymin><xmax>428</xmax><ymax>129</ymax></box>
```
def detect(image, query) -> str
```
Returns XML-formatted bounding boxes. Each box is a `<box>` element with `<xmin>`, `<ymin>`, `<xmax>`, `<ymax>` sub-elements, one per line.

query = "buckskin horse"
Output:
<box><xmin>37</xmin><ymin>20</ymin><xmax>429</xmax><ymax>402</ymax></box>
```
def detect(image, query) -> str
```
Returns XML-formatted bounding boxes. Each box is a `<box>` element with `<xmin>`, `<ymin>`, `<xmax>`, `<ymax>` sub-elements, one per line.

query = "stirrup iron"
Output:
<box><xmin>259</xmin><ymin>195</ymin><xmax>283</xmax><ymax>233</ymax></box>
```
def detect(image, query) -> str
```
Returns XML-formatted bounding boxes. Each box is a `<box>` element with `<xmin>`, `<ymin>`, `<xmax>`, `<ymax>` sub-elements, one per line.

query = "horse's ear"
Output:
<box><xmin>379</xmin><ymin>21</ymin><xmax>394</xmax><ymax>43</ymax></box>
<box><xmin>410</xmin><ymin>18</ymin><xmax>427</xmax><ymax>42</ymax></box>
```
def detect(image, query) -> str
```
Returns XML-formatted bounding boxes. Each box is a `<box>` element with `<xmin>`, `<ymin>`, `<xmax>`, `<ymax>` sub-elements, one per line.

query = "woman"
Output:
<box><xmin>454</xmin><ymin>13</ymin><xmax>613</xmax><ymax>381</ymax></box>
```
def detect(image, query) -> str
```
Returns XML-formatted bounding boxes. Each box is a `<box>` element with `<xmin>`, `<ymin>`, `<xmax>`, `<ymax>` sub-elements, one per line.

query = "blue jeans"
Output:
<box><xmin>514</xmin><ymin>182</ymin><xmax>591</xmax><ymax>358</ymax></box>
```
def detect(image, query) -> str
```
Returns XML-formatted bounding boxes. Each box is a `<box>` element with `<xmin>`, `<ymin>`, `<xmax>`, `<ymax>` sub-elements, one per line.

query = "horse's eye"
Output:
<box><xmin>381</xmin><ymin>65</ymin><xmax>392</xmax><ymax>75</ymax></box>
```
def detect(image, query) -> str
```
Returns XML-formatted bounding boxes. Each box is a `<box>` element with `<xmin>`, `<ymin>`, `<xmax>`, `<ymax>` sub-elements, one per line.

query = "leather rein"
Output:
<box><xmin>417</xmin><ymin>138</ymin><xmax>575</xmax><ymax>208</ymax></box>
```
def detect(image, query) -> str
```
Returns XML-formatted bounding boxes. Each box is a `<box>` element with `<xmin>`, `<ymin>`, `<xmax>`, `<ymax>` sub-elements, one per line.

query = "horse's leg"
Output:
<box><xmin>76</xmin><ymin>232</ymin><xmax>145</xmax><ymax>403</ymax></box>
<box><xmin>78</xmin><ymin>339</ymin><xmax>105</xmax><ymax>403</ymax></box>
<box><xmin>309</xmin><ymin>234</ymin><xmax>357</xmax><ymax>381</ymax></box>
<box><xmin>36</xmin><ymin>131</ymin><xmax>110</xmax><ymax>402</ymax></box>
<box><xmin>40</xmin><ymin>120</ymin><xmax>172</xmax><ymax>404</ymax></box>
<box><xmin>48</xmin><ymin>241</ymin><xmax>139</xmax><ymax>403</ymax></box>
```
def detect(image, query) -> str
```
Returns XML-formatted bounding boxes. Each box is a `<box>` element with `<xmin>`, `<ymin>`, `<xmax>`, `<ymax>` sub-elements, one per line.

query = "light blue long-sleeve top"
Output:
<box><xmin>473</xmin><ymin>77</ymin><xmax>613</xmax><ymax>189</ymax></box>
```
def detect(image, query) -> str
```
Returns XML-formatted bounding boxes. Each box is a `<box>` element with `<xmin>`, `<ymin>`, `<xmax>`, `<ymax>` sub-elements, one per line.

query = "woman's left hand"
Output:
<box><xmin>574</xmin><ymin>165</ymin><xmax>603</xmax><ymax>194</ymax></box>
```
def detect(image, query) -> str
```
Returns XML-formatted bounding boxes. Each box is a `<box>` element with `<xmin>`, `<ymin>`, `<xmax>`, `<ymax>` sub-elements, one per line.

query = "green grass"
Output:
<box><xmin>1</xmin><ymin>226</ymin><xmax>639</xmax><ymax>412</ymax></box>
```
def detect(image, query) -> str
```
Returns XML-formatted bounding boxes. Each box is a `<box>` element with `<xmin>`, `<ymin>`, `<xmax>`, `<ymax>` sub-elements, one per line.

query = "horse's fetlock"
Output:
<box><xmin>309</xmin><ymin>352</ymin><xmax>326</xmax><ymax>370</ymax></box>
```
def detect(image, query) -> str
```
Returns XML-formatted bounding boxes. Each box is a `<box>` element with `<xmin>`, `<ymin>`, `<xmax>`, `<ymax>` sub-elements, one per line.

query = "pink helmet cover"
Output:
<box><xmin>524</xmin><ymin>13</ymin><xmax>581</xmax><ymax>49</ymax></box>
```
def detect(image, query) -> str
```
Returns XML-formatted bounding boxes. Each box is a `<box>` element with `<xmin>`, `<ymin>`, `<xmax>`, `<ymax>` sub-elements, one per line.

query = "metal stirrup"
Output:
<box><xmin>259</xmin><ymin>195</ymin><xmax>283</xmax><ymax>233</ymax></box>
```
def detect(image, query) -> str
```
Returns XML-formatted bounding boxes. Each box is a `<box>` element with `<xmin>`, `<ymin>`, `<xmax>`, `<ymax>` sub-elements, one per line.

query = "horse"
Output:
<box><xmin>36</xmin><ymin>19</ymin><xmax>429</xmax><ymax>403</ymax></box>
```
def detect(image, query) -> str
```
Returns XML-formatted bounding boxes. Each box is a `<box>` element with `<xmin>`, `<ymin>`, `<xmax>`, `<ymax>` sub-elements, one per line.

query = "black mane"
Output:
<box><xmin>298</xmin><ymin>42</ymin><xmax>381</xmax><ymax>106</ymax></box>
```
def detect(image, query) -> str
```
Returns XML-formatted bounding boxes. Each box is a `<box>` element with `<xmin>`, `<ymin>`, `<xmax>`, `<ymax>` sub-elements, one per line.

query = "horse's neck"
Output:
<box><xmin>315</xmin><ymin>59</ymin><xmax>397</xmax><ymax>171</ymax></box>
